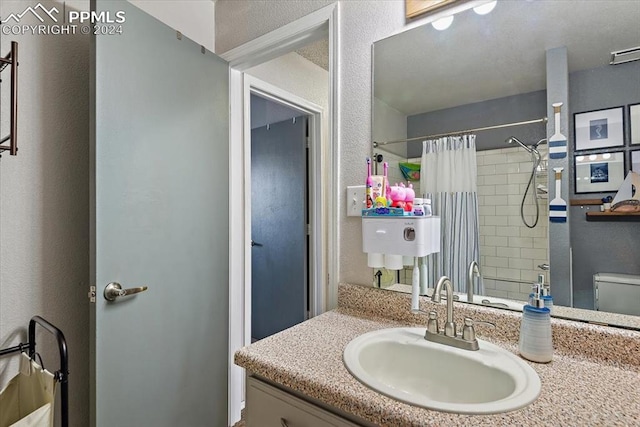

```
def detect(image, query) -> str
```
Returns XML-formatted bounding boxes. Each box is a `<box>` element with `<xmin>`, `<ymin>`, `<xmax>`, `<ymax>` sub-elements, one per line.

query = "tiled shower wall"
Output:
<box><xmin>477</xmin><ymin>146</ymin><xmax>550</xmax><ymax>302</ymax></box>
<box><xmin>377</xmin><ymin>147</ymin><xmax>550</xmax><ymax>298</ymax></box>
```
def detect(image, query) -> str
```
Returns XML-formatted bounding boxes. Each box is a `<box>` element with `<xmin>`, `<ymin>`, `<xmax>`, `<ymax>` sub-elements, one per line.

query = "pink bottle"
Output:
<box><xmin>383</xmin><ymin>162</ymin><xmax>391</xmax><ymax>203</ymax></box>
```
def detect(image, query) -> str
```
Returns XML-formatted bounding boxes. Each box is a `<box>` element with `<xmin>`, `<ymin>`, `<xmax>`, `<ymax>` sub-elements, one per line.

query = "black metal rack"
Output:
<box><xmin>0</xmin><ymin>316</ymin><xmax>69</xmax><ymax>427</ymax></box>
<box><xmin>0</xmin><ymin>41</ymin><xmax>18</xmax><ymax>156</ymax></box>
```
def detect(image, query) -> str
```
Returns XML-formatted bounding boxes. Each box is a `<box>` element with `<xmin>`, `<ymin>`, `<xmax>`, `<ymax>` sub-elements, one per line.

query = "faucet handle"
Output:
<box><xmin>462</xmin><ymin>317</ymin><xmax>496</xmax><ymax>342</ymax></box>
<box><xmin>462</xmin><ymin>318</ymin><xmax>476</xmax><ymax>341</ymax></box>
<box><xmin>426</xmin><ymin>311</ymin><xmax>439</xmax><ymax>334</ymax></box>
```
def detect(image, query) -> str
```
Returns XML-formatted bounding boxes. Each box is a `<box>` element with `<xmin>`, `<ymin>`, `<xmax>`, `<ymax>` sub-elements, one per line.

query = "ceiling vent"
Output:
<box><xmin>610</xmin><ymin>46</ymin><xmax>640</xmax><ymax>65</ymax></box>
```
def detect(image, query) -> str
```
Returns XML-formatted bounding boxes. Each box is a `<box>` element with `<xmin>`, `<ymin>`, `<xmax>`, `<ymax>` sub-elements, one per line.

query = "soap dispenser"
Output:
<box><xmin>538</xmin><ymin>274</ymin><xmax>553</xmax><ymax>311</ymax></box>
<box><xmin>519</xmin><ymin>284</ymin><xmax>553</xmax><ymax>363</ymax></box>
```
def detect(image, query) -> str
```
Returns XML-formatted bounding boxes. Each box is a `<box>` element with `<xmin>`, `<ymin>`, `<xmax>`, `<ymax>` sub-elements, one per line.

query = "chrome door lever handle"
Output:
<box><xmin>251</xmin><ymin>240</ymin><xmax>263</xmax><ymax>247</ymax></box>
<box><xmin>104</xmin><ymin>282</ymin><xmax>148</xmax><ymax>301</ymax></box>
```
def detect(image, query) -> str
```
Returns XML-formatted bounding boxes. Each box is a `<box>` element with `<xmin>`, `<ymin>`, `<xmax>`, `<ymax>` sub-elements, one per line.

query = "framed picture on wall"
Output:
<box><xmin>574</xmin><ymin>151</ymin><xmax>625</xmax><ymax>193</ymax></box>
<box><xmin>631</xmin><ymin>103</ymin><xmax>640</xmax><ymax>145</ymax></box>
<box><xmin>574</xmin><ymin>107</ymin><xmax>624</xmax><ymax>151</ymax></box>
<box><xmin>405</xmin><ymin>0</ymin><xmax>460</xmax><ymax>19</ymax></box>
<box><xmin>632</xmin><ymin>150</ymin><xmax>640</xmax><ymax>174</ymax></box>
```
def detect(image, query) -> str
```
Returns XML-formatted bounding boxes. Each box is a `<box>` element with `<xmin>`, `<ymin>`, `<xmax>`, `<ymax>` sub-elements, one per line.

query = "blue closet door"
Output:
<box><xmin>251</xmin><ymin>115</ymin><xmax>308</xmax><ymax>341</ymax></box>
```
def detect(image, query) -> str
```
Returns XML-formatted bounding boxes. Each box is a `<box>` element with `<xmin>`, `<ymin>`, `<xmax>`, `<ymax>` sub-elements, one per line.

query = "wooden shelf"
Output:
<box><xmin>586</xmin><ymin>211</ymin><xmax>640</xmax><ymax>221</ymax></box>
<box><xmin>570</xmin><ymin>199</ymin><xmax>602</xmax><ymax>206</ymax></box>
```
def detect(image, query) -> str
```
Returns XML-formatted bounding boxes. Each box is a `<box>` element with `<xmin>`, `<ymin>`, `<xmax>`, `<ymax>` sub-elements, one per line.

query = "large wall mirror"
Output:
<box><xmin>371</xmin><ymin>1</ymin><xmax>640</xmax><ymax>328</ymax></box>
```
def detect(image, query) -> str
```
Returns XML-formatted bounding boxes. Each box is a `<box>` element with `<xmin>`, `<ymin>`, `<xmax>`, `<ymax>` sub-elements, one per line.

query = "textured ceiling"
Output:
<box><xmin>374</xmin><ymin>0</ymin><xmax>640</xmax><ymax>116</ymax></box>
<box><xmin>295</xmin><ymin>38</ymin><xmax>329</xmax><ymax>70</ymax></box>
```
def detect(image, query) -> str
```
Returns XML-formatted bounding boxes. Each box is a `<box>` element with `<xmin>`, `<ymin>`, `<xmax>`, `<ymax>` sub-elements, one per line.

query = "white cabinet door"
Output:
<box><xmin>247</xmin><ymin>377</ymin><xmax>363</xmax><ymax>427</ymax></box>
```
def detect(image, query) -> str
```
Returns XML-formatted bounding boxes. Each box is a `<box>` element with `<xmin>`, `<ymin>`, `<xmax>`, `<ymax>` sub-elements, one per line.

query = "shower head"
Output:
<box><xmin>506</xmin><ymin>136</ymin><xmax>534</xmax><ymax>154</ymax></box>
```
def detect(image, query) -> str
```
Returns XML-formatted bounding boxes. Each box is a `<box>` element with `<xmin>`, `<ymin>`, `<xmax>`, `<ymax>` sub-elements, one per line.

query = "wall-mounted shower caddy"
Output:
<box><xmin>0</xmin><ymin>41</ymin><xmax>18</xmax><ymax>156</ymax></box>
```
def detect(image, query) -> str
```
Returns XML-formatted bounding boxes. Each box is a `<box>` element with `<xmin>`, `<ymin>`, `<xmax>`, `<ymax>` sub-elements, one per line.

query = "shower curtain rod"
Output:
<box><xmin>373</xmin><ymin>117</ymin><xmax>548</xmax><ymax>147</ymax></box>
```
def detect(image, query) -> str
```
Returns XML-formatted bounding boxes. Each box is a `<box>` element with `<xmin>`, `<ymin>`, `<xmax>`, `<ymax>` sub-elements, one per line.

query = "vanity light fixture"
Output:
<box><xmin>473</xmin><ymin>0</ymin><xmax>497</xmax><ymax>15</ymax></box>
<box><xmin>432</xmin><ymin>15</ymin><xmax>454</xmax><ymax>31</ymax></box>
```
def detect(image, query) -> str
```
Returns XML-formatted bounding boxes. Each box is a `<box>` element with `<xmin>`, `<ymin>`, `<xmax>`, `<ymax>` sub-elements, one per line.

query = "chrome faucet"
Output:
<box><xmin>468</xmin><ymin>261</ymin><xmax>481</xmax><ymax>304</ymax></box>
<box><xmin>431</xmin><ymin>276</ymin><xmax>456</xmax><ymax>337</ymax></box>
<box><xmin>425</xmin><ymin>276</ymin><xmax>483</xmax><ymax>351</ymax></box>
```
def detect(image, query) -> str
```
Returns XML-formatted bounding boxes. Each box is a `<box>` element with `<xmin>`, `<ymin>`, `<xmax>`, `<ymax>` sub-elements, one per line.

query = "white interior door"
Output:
<box><xmin>90</xmin><ymin>1</ymin><xmax>229</xmax><ymax>425</ymax></box>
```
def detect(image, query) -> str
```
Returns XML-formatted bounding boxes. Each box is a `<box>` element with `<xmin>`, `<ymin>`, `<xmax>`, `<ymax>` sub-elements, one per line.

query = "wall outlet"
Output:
<box><xmin>346</xmin><ymin>185</ymin><xmax>366</xmax><ymax>217</ymax></box>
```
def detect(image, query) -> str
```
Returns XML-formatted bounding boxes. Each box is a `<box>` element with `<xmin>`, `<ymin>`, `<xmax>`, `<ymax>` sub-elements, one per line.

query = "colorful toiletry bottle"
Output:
<box><xmin>423</xmin><ymin>198</ymin><xmax>432</xmax><ymax>216</ymax></box>
<box><xmin>538</xmin><ymin>274</ymin><xmax>553</xmax><ymax>311</ymax></box>
<box><xmin>365</xmin><ymin>157</ymin><xmax>373</xmax><ymax>208</ymax></box>
<box><xmin>519</xmin><ymin>284</ymin><xmax>553</xmax><ymax>363</ymax></box>
<box><xmin>413</xmin><ymin>198</ymin><xmax>424</xmax><ymax>216</ymax></box>
<box><xmin>383</xmin><ymin>162</ymin><xmax>391</xmax><ymax>205</ymax></box>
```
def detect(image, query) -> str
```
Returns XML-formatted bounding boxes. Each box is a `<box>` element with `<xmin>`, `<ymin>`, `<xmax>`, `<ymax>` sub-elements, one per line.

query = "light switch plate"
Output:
<box><xmin>346</xmin><ymin>185</ymin><xmax>366</xmax><ymax>217</ymax></box>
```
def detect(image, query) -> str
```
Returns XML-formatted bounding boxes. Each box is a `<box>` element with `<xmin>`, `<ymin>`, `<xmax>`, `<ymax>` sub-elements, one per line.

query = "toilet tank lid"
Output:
<box><xmin>594</xmin><ymin>273</ymin><xmax>640</xmax><ymax>286</ymax></box>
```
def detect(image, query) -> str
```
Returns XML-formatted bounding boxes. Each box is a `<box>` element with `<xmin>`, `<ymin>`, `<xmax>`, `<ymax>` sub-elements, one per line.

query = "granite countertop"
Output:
<box><xmin>235</xmin><ymin>284</ymin><xmax>640</xmax><ymax>427</ymax></box>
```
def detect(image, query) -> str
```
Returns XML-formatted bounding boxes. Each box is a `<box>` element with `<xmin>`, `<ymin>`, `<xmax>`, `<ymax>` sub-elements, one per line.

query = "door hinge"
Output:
<box><xmin>88</xmin><ymin>286</ymin><xmax>96</xmax><ymax>303</ymax></box>
<box><xmin>307</xmin><ymin>224</ymin><xmax>311</xmax><ymax>235</ymax></box>
<box><xmin>306</xmin><ymin>137</ymin><xmax>310</xmax><ymax>149</ymax></box>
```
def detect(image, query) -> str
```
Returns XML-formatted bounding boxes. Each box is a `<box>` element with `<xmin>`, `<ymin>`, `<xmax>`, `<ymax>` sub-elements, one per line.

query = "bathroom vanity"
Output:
<box><xmin>246</xmin><ymin>376</ymin><xmax>363</xmax><ymax>427</ymax></box>
<box><xmin>235</xmin><ymin>284</ymin><xmax>640</xmax><ymax>427</ymax></box>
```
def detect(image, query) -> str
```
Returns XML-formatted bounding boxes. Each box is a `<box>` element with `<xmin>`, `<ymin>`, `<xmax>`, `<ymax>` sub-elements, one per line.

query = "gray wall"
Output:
<box><xmin>407</xmin><ymin>90</ymin><xmax>547</xmax><ymax>157</ymax></box>
<box><xmin>568</xmin><ymin>61</ymin><xmax>640</xmax><ymax>309</ymax></box>
<box><xmin>0</xmin><ymin>1</ymin><xmax>90</xmax><ymax>426</ymax></box>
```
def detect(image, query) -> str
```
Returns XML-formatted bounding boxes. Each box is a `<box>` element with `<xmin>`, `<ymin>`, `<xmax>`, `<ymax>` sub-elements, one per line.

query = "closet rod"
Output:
<box><xmin>373</xmin><ymin>117</ymin><xmax>548</xmax><ymax>147</ymax></box>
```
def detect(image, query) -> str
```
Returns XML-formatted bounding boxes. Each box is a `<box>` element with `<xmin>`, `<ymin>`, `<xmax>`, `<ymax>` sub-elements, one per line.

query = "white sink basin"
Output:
<box><xmin>343</xmin><ymin>327</ymin><xmax>540</xmax><ymax>414</ymax></box>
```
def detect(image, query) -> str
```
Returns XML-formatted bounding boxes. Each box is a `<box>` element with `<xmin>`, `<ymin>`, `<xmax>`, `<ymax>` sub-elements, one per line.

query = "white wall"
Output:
<box><xmin>373</xmin><ymin>97</ymin><xmax>407</xmax><ymax>157</ymax></box>
<box><xmin>216</xmin><ymin>1</ymin><xmax>432</xmax><ymax>286</ymax></box>
<box><xmin>0</xmin><ymin>1</ymin><xmax>215</xmax><ymax>426</ymax></box>
<box><xmin>247</xmin><ymin>52</ymin><xmax>329</xmax><ymax>117</ymax></box>
<box><xmin>128</xmin><ymin>0</ymin><xmax>215</xmax><ymax>52</ymax></box>
<box><xmin>247</xmin><ymin>51</ymin><xmax>329</xmax><ymax>153</ymax></box>
<box><xmin>0</xmin><ymin>1</ymin><xmax>90</xmax><ymax>425</ymax></box>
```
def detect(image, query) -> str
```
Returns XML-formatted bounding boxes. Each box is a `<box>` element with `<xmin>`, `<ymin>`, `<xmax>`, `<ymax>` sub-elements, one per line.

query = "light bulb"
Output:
<box><xmin>602</xmin><ymin>153</ymin><xmax>611</xmax><ymax>159</ymax></box>
<box><xmin>589</xmin><ymin>154</ymin><xmax>597</xmax><ymax>161</ymax></box>
<box><xmin>473</xmin><ymin>0</ymin><xmax>497</xmax><ymax>15</ymax></box>
<box><xmin>576</xmin><ymin>156</ymin><xmax>584</xmax><ymax>162</ymax></box>
<box><xmin>432</xmin><ymin>15</ymin><xmax>454</xmax><ymax>31</ymax></box>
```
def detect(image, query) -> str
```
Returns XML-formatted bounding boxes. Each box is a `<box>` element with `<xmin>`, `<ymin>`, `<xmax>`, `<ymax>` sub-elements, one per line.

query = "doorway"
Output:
<box><xmin>250</xmin><ymin>94</ymin><xmax>310</xmax><ymax>341</ymax></box>
<box><xmin>223</xmin><ymin>4</ymin><xmax>339</xmax><ymax>424</ymax></box>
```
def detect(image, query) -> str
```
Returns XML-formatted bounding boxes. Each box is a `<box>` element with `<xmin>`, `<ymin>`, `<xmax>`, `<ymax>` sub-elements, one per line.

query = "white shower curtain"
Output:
<box><xmin>420</xmin><ymin>135</ymin><xmax>482</xmax><ymax>294</ymax></box>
